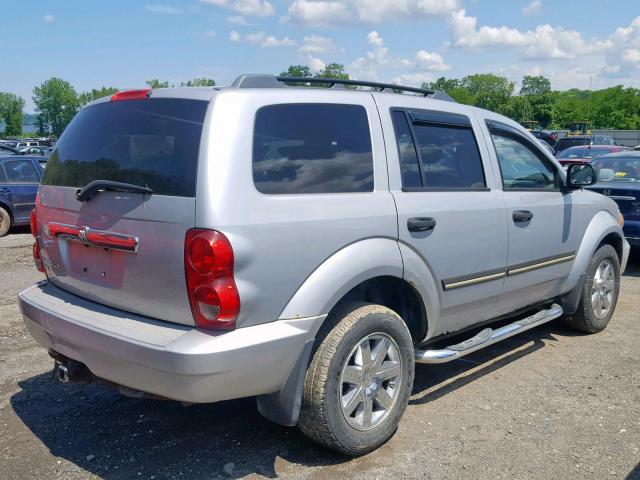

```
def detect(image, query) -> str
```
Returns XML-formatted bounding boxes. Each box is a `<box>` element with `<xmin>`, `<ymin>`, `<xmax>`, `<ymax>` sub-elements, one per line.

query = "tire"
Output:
<box><xmin>0</xmin><ymin>207</ymin><xmax>11</xmax><ymax>237</ymax></box>
<box><xmin>563</xmin><ymin>244</ymin><xmax>620</xmax><ymax>333</ymax></box>
<box><xmin>298</xmin><ymin>302</ymin><xmax>415</xmax><ymax>456</ymax></box>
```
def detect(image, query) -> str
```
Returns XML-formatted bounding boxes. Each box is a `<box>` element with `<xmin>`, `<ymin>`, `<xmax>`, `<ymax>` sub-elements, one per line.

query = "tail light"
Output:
<box><xmin>30</xmin><ymin>203</ymin><xmax>44</xmax><ymax>273</ymax></box>
<box><xmin>184</xmin><ymin>229</ymin><xmax>240</xmax><ymax>329</ymax></box>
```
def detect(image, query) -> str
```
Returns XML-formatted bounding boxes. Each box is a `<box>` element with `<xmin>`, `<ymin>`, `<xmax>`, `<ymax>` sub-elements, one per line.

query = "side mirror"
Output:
<box><xmin>566</xmin><ymin>163</ymin><xmax>596</xmax><ymax>188</ymax></box>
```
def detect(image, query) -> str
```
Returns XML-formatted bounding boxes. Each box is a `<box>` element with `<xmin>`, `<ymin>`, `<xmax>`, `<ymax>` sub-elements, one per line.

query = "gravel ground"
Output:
<box><xmin>0</xmin><ymin>230</ymin><xmax>639</xmax><ymax>480</ymax></box>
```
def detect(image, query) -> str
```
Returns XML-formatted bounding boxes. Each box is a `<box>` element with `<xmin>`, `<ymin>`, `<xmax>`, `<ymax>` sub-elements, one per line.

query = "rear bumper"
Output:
<box><xmin>19</xmin><ymin>282</ymin><xmax>325</xmax><ymax>403</ymax></box>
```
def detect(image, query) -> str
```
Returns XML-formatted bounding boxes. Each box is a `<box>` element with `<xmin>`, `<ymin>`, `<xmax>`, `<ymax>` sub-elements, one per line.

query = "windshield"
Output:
<box><xmin>558</xmin><ymin>146</ymin><xmax>616</xmax><ymax>159</ymax></box>
<box><xmin>42</xmin><ymin>98</ymin><xmax>208</xmax><ymax>197</ymax></box>
<box><xmin>593</xmin><ymin>157</ymin><xmax>640</xmax><ymax>182</ymax></box>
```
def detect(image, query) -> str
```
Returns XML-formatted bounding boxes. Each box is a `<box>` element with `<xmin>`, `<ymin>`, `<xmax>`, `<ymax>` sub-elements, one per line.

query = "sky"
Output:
<box><xmin>2</xmin><ymin>0</ymin><xmax>640</xmax><ymax>112</ymax></box>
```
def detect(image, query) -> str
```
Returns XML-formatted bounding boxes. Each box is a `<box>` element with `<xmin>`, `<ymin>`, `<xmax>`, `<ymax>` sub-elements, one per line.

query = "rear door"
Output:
<box><xmin>36</xmin><ymin>96</ymin><xmax>210</xmax><ymax>326</ymax></box>
<box><xmin>378</xmin><ymin>98</ymin><xmax>508</xmax><ymax>335</ymax></box>
<box><xmin>485</xmin><ymin>120</ymin><xmax>579</xmax><ymax>315</ymax></box>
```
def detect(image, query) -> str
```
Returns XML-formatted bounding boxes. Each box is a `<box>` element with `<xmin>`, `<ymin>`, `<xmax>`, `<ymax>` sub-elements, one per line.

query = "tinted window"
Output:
<box><xmin>412</xmin><ymin>122</ymin><xmax>485</xmax><ymax>189</ymax></box>
<box><xmin>391</xmin><ymin>111</ymin><xmax>421</xmax><ymax>188</ymax></box>
<box><xmin>492</xmin><ymin>133</ymin><xmax>558</xmax><ymax>190</ymax></box>
<box><xmin>555</xmin><ymin>137</ymin><xmax>590</xmax><ymax>152</ymax></box>
<box><xmin>42</xmin><ymin>99</ymin><xmax>208</xmax><ymax>197</ymax></box>
<box><xmin>253</xmin><ymin>104</ymin><xmax>373</xmax><ymax>194</ymax></box>
<box><xmin>592</xmin><ymin>157</ymin><xmax>640</xmax><ymax>182</ymax></box>
<box><xmin>4</xmin><ymin>160</ymin><xmax>39</xmax><ymax>183</ymax></box>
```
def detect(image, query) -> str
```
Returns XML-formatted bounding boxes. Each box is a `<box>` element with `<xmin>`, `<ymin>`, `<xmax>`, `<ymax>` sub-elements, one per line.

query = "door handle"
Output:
<box><xmin>513</xmin><ymin>210</ymin><xmax>533</xmax><ymax>223</ymax></box>
<box><xmin>408</xmin><ymin>217</ymin><xmax>437</xmax><ymax>232</ymax></box>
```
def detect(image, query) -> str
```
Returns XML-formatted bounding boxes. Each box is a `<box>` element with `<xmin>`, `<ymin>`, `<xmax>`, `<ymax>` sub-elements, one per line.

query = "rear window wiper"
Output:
<box><xmin>76</xmin><ymin>180</ymin><xmax>153</xmax><ymax>202</ymax></box>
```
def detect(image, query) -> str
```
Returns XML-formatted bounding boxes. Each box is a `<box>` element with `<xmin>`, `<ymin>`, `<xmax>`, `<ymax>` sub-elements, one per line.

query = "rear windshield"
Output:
<box><xmin>556</xmin><ymin>138</ymin><xmax>590</xmax><ymax>151</ymax></box>
<box><xmin>42</xmin><ymin>98</ymin><xmax>208</xmax><ymax>197</ymax></box>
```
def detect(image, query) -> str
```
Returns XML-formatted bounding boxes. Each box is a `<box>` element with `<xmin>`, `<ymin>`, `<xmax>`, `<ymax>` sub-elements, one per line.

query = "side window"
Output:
<box><xmin>390</xmin><ymin>111</ymin><xmax>421</xmax><ymax>188</ymax></box>
<box><xmin>4</xmin><ymin>160</ymin><xmax>39</xmax><ymax>183</ymax></box>
<box><xmin>391</xmin><ymin>109</ymin><xmax>486</xmax><ymax>190</ymax></box>
<box><xmin>253</xmin><ymin>103</ymin><xmax>374</xmax><ymax>194</ymax></box>
<box><xmin>491</xmin><ymin>133</ymin><xmax>558</xmax><ymax>190</ymax></box>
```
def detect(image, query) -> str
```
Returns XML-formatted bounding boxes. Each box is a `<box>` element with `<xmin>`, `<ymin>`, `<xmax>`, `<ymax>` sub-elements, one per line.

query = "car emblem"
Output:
<box><xmin>78</xmin><ymin>229</ymin><xmax>87</xmax><ymax>241</ymax></box>
<box><xmin>602</xmin><ymin>189</ymin><xmax>611</xmax><ymax>196</ymax></box>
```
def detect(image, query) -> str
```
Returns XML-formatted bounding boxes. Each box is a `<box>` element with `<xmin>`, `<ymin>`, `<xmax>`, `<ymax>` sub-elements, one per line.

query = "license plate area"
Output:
<box><xmin>67</xmin><ymin>240</ymin><xmax>126</xmax><ymax>288</ymax></box>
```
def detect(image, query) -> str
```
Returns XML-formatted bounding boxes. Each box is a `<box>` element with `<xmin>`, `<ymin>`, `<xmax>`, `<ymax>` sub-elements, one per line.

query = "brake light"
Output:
<box><xmin>110</xmin><ymin>89</ymin><xmax>152</xmax><ymax>102</ymax></box>
<box><xmin>30</xmin><ymin>205</ymin><xmax>44</xmax><ymax>273</ymax></box>
<box><xmin>185</xmin><ymin>229</ymin><xmax>240</xmax><ymax>329</ymax></box>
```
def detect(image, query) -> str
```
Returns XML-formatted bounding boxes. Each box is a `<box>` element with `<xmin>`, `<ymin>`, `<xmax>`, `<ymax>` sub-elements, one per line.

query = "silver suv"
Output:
<box><xmin>19</xmin><ymin>75</ymin><xmax>630</xmax><ymax>455</ymax></box>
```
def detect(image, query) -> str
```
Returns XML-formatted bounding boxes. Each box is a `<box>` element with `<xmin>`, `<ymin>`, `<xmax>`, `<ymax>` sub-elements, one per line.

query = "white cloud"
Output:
<box><xmin>227</xmin><ymin>15</ymin><xmax>250</xmax><ymax>25</ymax></box>
<box><xmin>308</xmin><ymin>56</ymin><xmax>327</xmax><ymax>72</ymax></box>
<box><xmin>298</xmin><ymin>34</ymin><xmax>339</xmax><ymax>54</ymax></box>
<box><xmin>285</xmin><ymin>0</ymin><xmax>458</xmax><ymax>26</ymax></box>
<box><xmin>392</xmin><ymin>72</ymin><xmax>435</xmax><ymax>87</ymax></box>
<box><xmin>448</xmin><ymin>9</ymin><xmax>610</xmax><ymax>60</ymax></box>
<box><xmin>229</xmin><ymin>30</ymin><xmax>241</xmax><ymax>41</ymax></box>
<box><xmin>200</xmin><ymin>0</ymin><xmax>274</xmax><ymax>17</ymax></box>
<box><xmin>145</xmin><ymin>4</ymin><xmax>183</xmax><ymax>14</ymax></box>
<box><xmin>245</xmin><ymin>32</ymin><xmax>297</xmax><ymax>47</ymax></box>
<box><xmin>605</xmin><ymin>17</ymin><xmax>640</xmax><ymax>76</ymax></box>
<box><xmin>203</xmin><ymin>30</ymin><xmax>217</xmax><ymax>38</ymax></box>
<box><xmin>350</xmin><ymin>30</ymin><xmax>449</xmax><ymax>82</ymax></box>
<box><xmin>43</xmin><ymin>14</ymin><xmax>56</xmax><ymax>23</ymax></box>
<box><xmin>416</xmin><ymin>50</ymin><xmax>450</xmax><ymax>71</ymax></box>
<box><xmin>522</xmin><ymin>0</ymin><xmax>541</xmax><ymax>16</ymax></box>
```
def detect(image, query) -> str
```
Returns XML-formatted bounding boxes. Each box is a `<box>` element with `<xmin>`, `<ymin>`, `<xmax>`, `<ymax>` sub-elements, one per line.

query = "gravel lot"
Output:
<box><xmin>1</xmin><ymin>230</ymin><xmax>639</xmax><ymax>480</ymax></box>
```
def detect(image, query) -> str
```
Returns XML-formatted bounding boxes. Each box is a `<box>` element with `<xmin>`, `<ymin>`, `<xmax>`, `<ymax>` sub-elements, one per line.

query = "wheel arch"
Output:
<box><xmin>560</xmin><ymin>210</ymin><xmax>624</xmax><ymax>314</ymax></box>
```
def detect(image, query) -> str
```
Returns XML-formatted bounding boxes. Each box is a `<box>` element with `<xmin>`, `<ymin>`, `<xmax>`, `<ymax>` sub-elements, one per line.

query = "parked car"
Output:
<box><xmin>588</xmin><ymin>151</ymin><xmax>640</xmax><ymax>247</ymax></box>
<box><xmin>531</xmin><ymin>129</ymin><xmax>559</xmax><ymax>147</ymax></box>
<box><xmin>18</xmin><ymin>146</ymin><xmax>51</xmax><ymax>156</ymax></box>
<box><xmin>19</xmin><ymin>76</ymin><xmax>629</xmax><ymax>456</ymax></box>
<box><xmin>555</xmin><ymin>134</ymin><xmax>616</xmax><ymax>154</ymax></box>
<box><xmin>556</xmin><ymin>145</ymin><xmax>629</xmax><ymax>166</ymax></box>
<box><xmin>0</xmin><ymin>156</ymin><xmax>44</xmax><ymax>236</ymax></box>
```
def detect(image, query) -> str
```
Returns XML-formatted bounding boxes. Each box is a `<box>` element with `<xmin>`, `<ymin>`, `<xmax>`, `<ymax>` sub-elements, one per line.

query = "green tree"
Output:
<box><xmin>520</xmin><ymin>75</ymin><xmax>551</xmax><ymax>96</ymax></box>
<box><xmin>460</xmin><ymin>74</ymin><xmax>514</xmax><ymax>113</ymax></box>
<box><xmin>279</xmin><ymin>65</ymin><xmax>313</xmax><ymax>78</ymax></box>
<box><xmin>78</xmin><ymin>87</ymin><xmax>119</xmax><ymax>106</ymax></box>
<box><xmin>0</xmin><ymin>93</ymin><xmax>25</xmax><ymax>136</ymax></box>
<box><xmin>181</xmin><ymin>78</ymin><xmax>216</xmax><ymax>87</ymax></box>
<box><xmin>145</xmin><ymin>79</ymin><xmax>171</xmax><ymax>88</ymax></box>
<box><xmin>316</xmin><ymin>63</ymin><xmax>349</xmax><ymax>80</ymax></box>
<box><xmin>32</xmin><ymin>78</ymin><xmax>79</xmax><ymax>137</ymax></box>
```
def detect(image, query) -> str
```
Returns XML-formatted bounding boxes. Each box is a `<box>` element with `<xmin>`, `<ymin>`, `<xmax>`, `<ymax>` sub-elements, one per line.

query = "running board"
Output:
<box><xmin>415</xmin><ymin>303</ymin><xmax>564</xmax><ymax>364</ymax></box>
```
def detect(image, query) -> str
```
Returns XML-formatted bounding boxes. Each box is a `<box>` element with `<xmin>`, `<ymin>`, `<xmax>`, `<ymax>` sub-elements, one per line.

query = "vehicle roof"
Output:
<box><xmin>596</xmin><ymin>150</ymin><xmax>640</xmax><ymax>159</ymax></box>
<box><xmin>563</xmin><ymin>145</ymin><xmax>621</xmax><ymax>150</ymax></box>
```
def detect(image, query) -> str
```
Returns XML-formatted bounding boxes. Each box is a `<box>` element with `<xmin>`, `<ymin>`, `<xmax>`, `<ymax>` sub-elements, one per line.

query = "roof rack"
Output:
<box><xmin>230</xmin><ymin>74</ymin><xmax>456</xmax><ymax>101</ymax></box>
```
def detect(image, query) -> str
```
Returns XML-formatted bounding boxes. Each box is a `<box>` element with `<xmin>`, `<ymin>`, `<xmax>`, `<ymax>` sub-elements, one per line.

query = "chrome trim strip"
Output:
<box><xmin>607</xmin><ymin>195</ymin><xmax>636</xmax><ymax>201</ymax></box>
<box><xmin>508</xmin><ymin>254</ymin><xmax>575</xmax><ymax>276</ymax></box>
<box><xmin>443</xmin><ymin>271</ymin><xmax>506</xmax><ymax>290</ymax></box>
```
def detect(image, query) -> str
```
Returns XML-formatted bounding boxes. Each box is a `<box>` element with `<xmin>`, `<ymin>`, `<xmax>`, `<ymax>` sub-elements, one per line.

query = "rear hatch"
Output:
<box><xmin>589</xmin><ymin>184</ymin><xmax>640</xmax><ymax>221</ymax></box>
<box><xmin>36</xmin><ymin>95</ymin><xmax>210</xmax><ymax>325</ymax></box>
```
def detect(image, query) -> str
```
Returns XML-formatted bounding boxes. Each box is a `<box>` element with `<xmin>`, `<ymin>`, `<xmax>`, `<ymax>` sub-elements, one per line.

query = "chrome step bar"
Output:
<box><xmin>415</xmin><ymin>303</ymin><xmax>564</xmax><ymax>364</ymax></box>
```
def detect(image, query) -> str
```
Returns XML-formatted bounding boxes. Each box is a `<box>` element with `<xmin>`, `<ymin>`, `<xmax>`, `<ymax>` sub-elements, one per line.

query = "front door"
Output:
<box><xmin>486</xmin><ymin>121</ymin><xmax>578</xmax><ymax>315</ymax></box>
<box><xmin>387</xmin><ymin>107</ymin><xmax>508</xmax><ymax>335</ymax></box>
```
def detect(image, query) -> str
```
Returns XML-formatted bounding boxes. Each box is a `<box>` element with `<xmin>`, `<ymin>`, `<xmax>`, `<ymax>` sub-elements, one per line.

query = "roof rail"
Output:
<box><xmin>229</xmin><ymin>74</ymin><xmax>456</xmax><ymax>101</ymax></box>
<box><xmin>276</xmin><ymin>76</ymin><xmax>435</xmax><ymax>96</ymax></box>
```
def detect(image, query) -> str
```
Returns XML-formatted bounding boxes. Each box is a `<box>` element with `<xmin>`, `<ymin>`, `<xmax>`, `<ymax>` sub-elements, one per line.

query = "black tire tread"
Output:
<box><xmin>563</xmin><ymin>244</ymin><xmax>620</xmax><ymax>333</ymax></box>
<box><xmin>298</xmin><ymin>302</ymin><xmax>412</xmax><ymax>456</ymax></box>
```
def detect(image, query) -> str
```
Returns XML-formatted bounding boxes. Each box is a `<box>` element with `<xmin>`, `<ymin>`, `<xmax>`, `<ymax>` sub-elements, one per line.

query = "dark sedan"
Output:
<box><xmin>588</xmin><ymin>151</ymin><xmax>640</xmax><ymax>247</ymax></box>
<box><xmin>0</xmin><ymin>156</ymin><xmax>44</xmax><ymax>236</ymax></box>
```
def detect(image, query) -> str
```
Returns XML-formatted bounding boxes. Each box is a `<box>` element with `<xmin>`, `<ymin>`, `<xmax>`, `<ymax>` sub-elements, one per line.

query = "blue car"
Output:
<box><xmin>588</xmin><ymin>151</ymin><xmax>640</xmax><ymax>247</ymax></box>
<box><xmin>0</xmin><ymin>156</ymin><xmax>44</xmax><ymax>236</ymax></box>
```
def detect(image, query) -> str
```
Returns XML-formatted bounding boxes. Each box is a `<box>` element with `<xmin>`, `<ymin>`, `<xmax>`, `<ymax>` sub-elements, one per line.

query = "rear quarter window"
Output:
<box><xmin>252</xmin><ymin>103</ymin><xmax>374</xmax><ymax>194</ymax></box>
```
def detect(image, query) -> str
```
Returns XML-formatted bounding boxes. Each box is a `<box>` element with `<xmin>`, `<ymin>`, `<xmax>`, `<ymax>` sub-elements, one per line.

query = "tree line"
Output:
<box><xmin>2</xmin><ymin>64</ymin><xmax>639</xmax><ymax>138</ymax></box>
